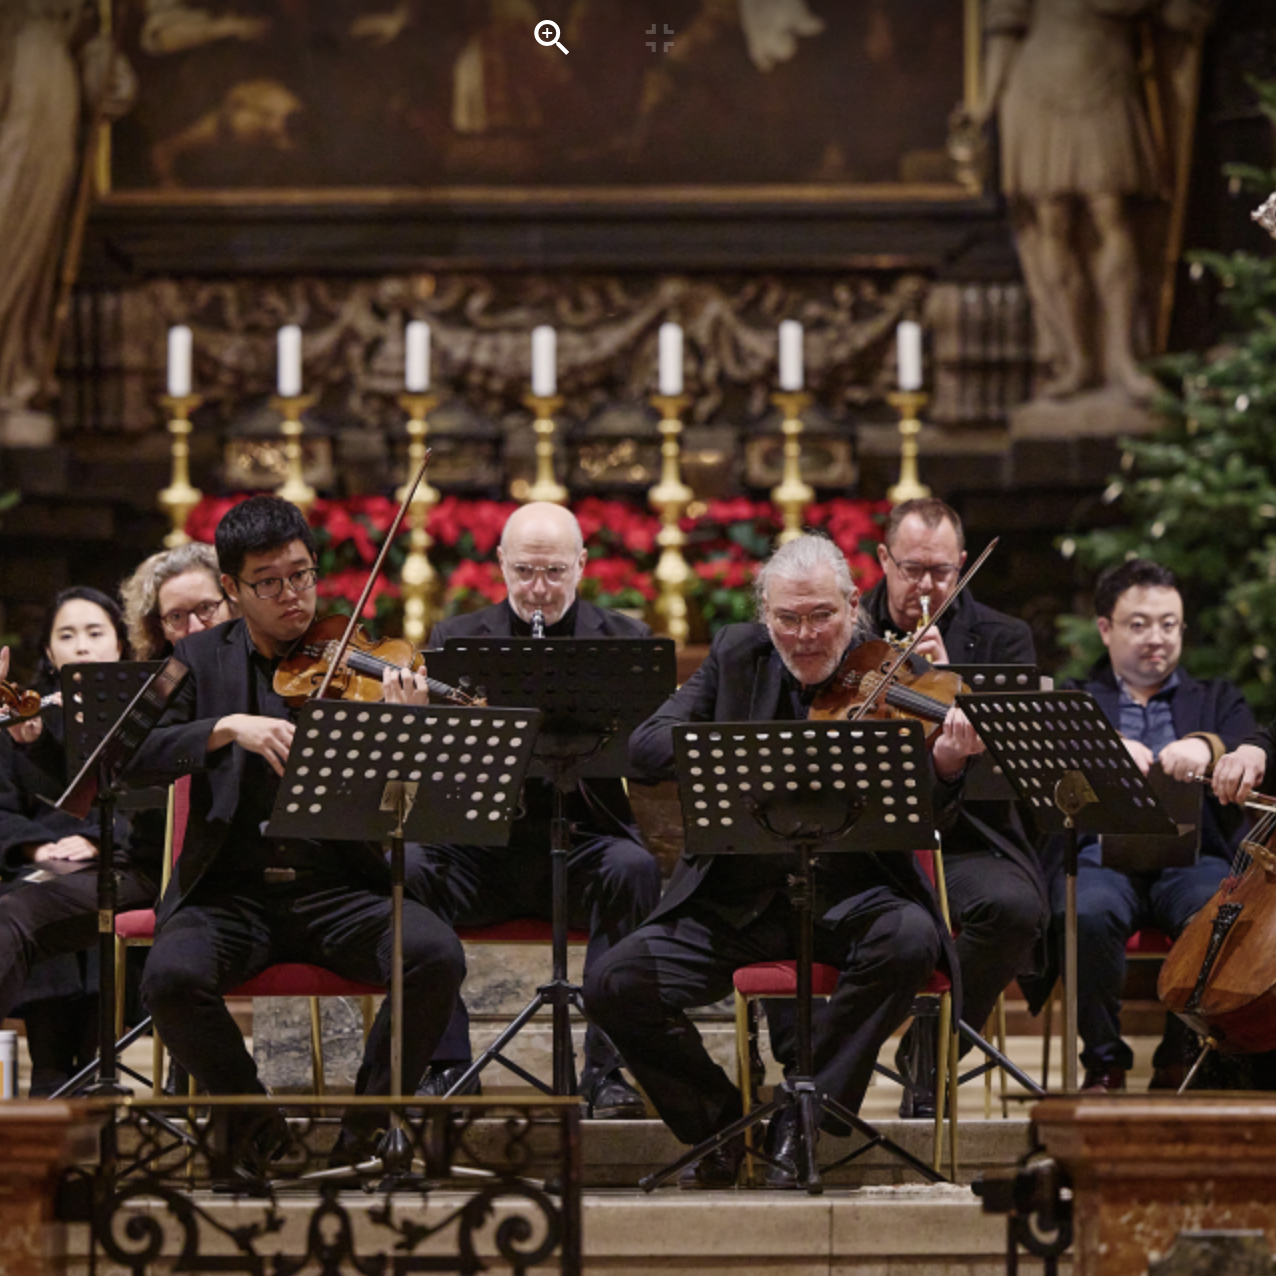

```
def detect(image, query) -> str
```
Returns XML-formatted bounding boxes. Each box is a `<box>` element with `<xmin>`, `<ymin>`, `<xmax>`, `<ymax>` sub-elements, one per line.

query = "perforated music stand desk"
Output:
<box><xmin>51</xmin><ymin>659</ymin><xmax>186</xmax><ymax>1100</ymax></box>
<box><xmin>640</xmin><ymin>717</ymin><xmax>944</xmax><ymax>1195</ymax></box>
<box><xmin>263</xmin><ymin>699</ymin><xmax>541</xmax><ymax>1178</ymax></box>
<box><xmin>428</xmin><ymin>637</ymin><xmax>676</xmax><ymax>1097</ymax></box>
<box><xmin>956</xmin><ymin>689</ymin><xmax>1176</xmax><ymax>1092</ymax></box>
<box><xmin>937</xmin><ymin>664</ymin><xmax>1038</xmax><ymax>802</ymax></box>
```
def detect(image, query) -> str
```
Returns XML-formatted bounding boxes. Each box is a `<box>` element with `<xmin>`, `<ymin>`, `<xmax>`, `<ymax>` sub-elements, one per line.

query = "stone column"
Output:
<box><xmin>1034</xmin><ymin>1096</ymin><xmax>1276</xmax><ymax>1276</ymax></box>
<box><xmin>0</xmin><ymin>1100</ymin><xmax>103</xmax><ymax>1276</ymax></box>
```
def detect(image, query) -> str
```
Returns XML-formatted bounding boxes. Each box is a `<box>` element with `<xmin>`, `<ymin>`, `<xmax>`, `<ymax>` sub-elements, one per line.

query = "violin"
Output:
<box><xmin>274</xmin><ymin>614</ymin><xmax>482</xmax><ymax>708</ymax></box>
<box><xmin>809</xmin><ymin>640</ymin><xmax>967</xmax><ymax>742</ymax></box>
<box><xmin>1158</xmin><ymin>785</ymin><xmax>1276</xmax><ymax>1059</ymax></box>
<box><xmin>809</xmin><ymin>538</ymin><xmax>998</xmax><ymax>736</ymax></box>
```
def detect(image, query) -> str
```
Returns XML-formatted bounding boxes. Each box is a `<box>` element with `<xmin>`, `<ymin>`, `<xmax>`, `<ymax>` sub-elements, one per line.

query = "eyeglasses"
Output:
<box><xmin>160</xmin><ymin>599</ymin><xmax>224</xmax><ymax>633</ymax></box>
<box><xmin>1116</xmin><ymin>617</ymin><xmax>1184</xmax><ymax>638</ymax></box>
<box><xmin>769</xmin><ymin>606</ymin><xmax>842</xmax><ymax>636</ymax></box>
<box><xmin>885</xmin><ymin>546</ymin><xmax>961</xmax><ymax>585</ymax></box>
<box><xmin>236</xmin><ymin>567</ymin><xmax>319</xmax><ymax>600</ymax></box>
<box><xmin>508</xmin><ymin>563</ymin><xmax>572</xmax><ymax>584</ymax></box>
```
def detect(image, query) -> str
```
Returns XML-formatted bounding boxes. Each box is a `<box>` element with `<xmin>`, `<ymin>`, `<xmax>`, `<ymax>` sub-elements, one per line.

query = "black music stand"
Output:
<box><xmin>428</xmin><ymin>637</ymin><xmax>676</xmax><ymax>1098</ymax></box>
<box><xmin>265</xmin><ymin>699</ymin><xmax>542</xmax><ymax>1178</ymax></box>
<box><xmin>51</xmin><ymin>659</ymin><xmax>187</xmax><ymax>1098</ymax></box>
<box><xmin>639</xmin><ymin>718</ymin><xmax>946</xmax><ymax>1195</ymax></box>
<box><xmin>956</xmin><ymin>690</ymin><xmax>1177</xmax><ymax>1092</ymax></box>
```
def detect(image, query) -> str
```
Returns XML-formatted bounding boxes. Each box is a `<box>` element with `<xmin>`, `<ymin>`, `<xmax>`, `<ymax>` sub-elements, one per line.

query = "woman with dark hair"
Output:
<box><xmin>0</xmin><ymin>587</ymin><xmax>136</xmax><ymax>1092</ymax></box>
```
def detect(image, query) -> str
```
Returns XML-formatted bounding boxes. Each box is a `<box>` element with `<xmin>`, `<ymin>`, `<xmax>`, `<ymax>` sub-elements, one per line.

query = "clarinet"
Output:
<box><xmin>531</xmin><ymin>608</ymin><xmax>546</xmax><ymax>638</ymax></box>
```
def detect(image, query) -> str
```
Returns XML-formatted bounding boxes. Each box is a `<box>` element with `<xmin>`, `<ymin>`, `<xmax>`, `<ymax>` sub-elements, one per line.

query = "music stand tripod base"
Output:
<box><xmin>639</xmin><ymin>717</ymin><xmax>947</xmax><ymax>1194</ymax></box>
<box><xmin>428</xmin><ymin>637</ymin><xmax>676</xmax><ymax>1101</ymax></box>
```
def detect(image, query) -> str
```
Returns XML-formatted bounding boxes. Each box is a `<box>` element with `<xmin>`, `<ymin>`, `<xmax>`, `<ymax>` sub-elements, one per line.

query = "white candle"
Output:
<box><xmin>167</xmin><ymin>325</ymin><xmax>192</xmax><ymax>398</ymax></box>
<box><xmin>897</xmin><ymin>320</ymin><xmax>923</xmax><ymax>391</ymax></box>
<box><xmin>405</xmin><ymin>320</ymin><xmax>430</xmax><ymax>391</ymax></box>
<box><xmin>531</xmin><ymin>324</ymin><xmax>556</xmax><ymax>396</ymax></box>
<box><xmin>778</xmin><ymin>320</ymin><xmax>804</xmax><ymax>391</ymax></box>
<box><xmin>277</xmin><ymin>325</ymin><xmax>302</xmax><ymax>397</ymax></box>
<box><xmin>658</xmin><ymin>322</ymin><xmax>683</xmax><ymax>396</ymax></box>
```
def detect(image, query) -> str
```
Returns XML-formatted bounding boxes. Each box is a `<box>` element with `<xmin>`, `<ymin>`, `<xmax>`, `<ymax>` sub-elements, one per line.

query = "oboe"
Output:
<box><xmin>531</xmin><ymin>608</ymin><xmax>546</xmax><ymax>638</ymax></box>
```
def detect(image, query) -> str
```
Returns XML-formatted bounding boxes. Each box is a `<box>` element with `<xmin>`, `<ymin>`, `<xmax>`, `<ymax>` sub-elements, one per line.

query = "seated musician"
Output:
<box><xmin>0</xmin><ymin>552</ymin><xmax>234</xmax><ymax>1095</ymax></box>
<box><xmin>126</xmin><ymin>495</ymin><xmax>464</xmax><ymax>1171</ymax></box>
<box><xmin>768</xmin><ymin>498</ymin><xmax>1048</xmax><ymax>1119</ymax></box>
<box><xmin>583</xmin><ymin>532</ymin><xmax>985</xmax><ymax>1188</ymax></box>
<box><xmin>1060</xmin><ymin>558</ymin><xmax>1255</xmax><ymax>1092</ymax></box>
<box><xmin>407</xmin><ymin>501</ymin><xmax>661</xmax><ymax>1119</ymax></box>
<box><xmin>121</xmin><ymin>541</ymin><xmax>234</xmax><ymax>660</ymax></box>
<box><xmin>0</xmin><ymin>588</ymin><xmax>135</xmax><ymax>1093</ymax></box>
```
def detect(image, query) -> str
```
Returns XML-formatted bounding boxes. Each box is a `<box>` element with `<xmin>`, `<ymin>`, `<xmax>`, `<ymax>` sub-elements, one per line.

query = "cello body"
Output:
<box><xmin>1157</xmin><ymin>845</ymin><xmax>1276</xmax><ymax>1054</ymax></box>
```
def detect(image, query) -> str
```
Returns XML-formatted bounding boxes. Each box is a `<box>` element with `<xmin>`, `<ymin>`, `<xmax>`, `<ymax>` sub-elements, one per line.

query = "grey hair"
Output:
<box><xmin>119</xmin><ymin>542</ymin><xmax>222</xmax><ymax>659</ymax></box>
<box><xmin>753</xmin><ymin>533</ymin><xmax>858</xmax><ymax>614</ymax></box>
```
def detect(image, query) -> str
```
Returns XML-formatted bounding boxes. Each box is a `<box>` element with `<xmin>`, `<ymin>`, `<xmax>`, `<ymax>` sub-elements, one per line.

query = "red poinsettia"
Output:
<box><xmin>317</xmin><ymin>568</ymin><xmax>401</xmax><ymax>619</ymax></box>
<box><xmin>582</xmin><ymin>557</ymin><xmax>657</xmax><ymax>602</ymax></box>
<box><xmin>443</xmin><ymin>559</ymin><xmax>507</xmax><ymax>605</ymax></box>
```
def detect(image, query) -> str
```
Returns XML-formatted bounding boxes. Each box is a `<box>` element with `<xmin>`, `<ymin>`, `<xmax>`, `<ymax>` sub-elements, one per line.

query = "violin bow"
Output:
<box><xmin>849</xmin><ymin>536</ymin><xmax>1000</xmax><ymax>722</ymax></box>
<box><xmin>313</xmin><ymin>448</ymin><xmax>433</xmax><ymax>702</ymax></box>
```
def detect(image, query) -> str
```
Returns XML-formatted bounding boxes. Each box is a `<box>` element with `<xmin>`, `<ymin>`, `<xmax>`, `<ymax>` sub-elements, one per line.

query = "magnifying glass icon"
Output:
<box><xmin>534</xmin><ymin>18</ymin><xmax>569</xmax><ymax>54</ymax></box>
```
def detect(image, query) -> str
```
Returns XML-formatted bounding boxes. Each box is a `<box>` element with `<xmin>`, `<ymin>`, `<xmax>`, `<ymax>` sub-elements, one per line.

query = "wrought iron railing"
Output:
<box><xmin>57</xmin><ymin>1096</ymin><xmax>582</xmax><ymax>1276</ymax></box>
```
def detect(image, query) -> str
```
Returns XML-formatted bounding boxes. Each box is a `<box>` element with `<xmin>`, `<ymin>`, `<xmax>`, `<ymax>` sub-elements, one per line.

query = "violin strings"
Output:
<box><xmin>338</xmin><ymin>646</ymin><xmax>472</xmax><ymax>703</ymax></box>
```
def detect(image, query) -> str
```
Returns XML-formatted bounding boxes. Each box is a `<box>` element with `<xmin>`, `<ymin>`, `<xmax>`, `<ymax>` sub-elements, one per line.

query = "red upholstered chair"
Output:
<box><xmin>732</xmin><ymin>846</ymin><xmax>958</xmax><ymax>1182</ymax></box>
<box><xmin>114</xmin><ymin>775</ymin><xmax>381</xmax><ymax>1096</ymax></box>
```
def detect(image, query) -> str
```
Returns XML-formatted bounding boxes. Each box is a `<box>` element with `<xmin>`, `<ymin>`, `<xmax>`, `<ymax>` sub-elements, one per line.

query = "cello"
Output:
<box><xmin>1158</xmin><ymin>787</ymin><xmax>1276</xmax><ymax>1063</ymax></box>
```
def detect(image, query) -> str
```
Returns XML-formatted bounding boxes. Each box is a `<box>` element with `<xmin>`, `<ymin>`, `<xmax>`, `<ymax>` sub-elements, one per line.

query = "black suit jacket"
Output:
<box><xmin>428</xmin><ymin>599</ymin><xmax>651</xmax><ymax>842</ymax></box>
<box><xmin>628</xmin><ymin>622</ymin><xmax>962</xmax><ymax>1003</ymax></box>
<box><xmin>126</xmin><ymin>618</ymin><xmax>390</xmax><ymax>923</ymax></box>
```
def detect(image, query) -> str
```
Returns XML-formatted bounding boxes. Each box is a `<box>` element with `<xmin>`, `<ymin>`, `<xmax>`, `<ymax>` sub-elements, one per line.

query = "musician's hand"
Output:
<box><xmin>1213</xmin><ymin>743</ymin><xmax>1267</xmax><ymax>806</ymax></box>
<box><xmin>1158</xmin><ymin>737</ymin><xmax>1212</xmax><ymax>781</ymax></box>
<box><xmin>212</xmin><ymin>714</ymin><xmax>294</xmax><ymax>776</ymax></box>
<box><xmin>913</xmin><ymin>626</ymin><xmax>950</xmax><ymax>665</ymax></box>
<box><xmin>1121</xmin><ymin>737</ymin><xmax>1156</xmax><ymax>776</ymax></box>
<box><xmin>932</xmin><ymin>705</ymin><xmax>984</xmax><ymax>779</ymax></box>
<box><xmin>33</xmin><ymin>836</ymin><xmax>98</xmax><ymax>863</ymax></box>
<box><xmin>382</xmin><ymin>666</ymin><xmax>430</xmax><ymax>706</ymax></box>
<box><xmin>8</xmin><ymin>716</ymin><xmax>42</xmax><ymax>745</ymax></box>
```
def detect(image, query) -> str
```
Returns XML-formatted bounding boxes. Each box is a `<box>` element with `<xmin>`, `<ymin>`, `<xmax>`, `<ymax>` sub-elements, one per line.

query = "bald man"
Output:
<box><xmin>408</xmin><ymin>504</ymin><xmax>661</xmax><ymax>1118</ymax></box>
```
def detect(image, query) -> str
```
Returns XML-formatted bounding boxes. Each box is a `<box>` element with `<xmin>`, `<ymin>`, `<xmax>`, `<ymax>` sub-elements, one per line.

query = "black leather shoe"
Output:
<box><xmin>327</xmin><ymin>1124</ymin><xmax>386</xmax><ymax>1170</ymax></box>
<box><xmin>761</xmin><ymin>1106</ymin><xmax>816</xmax><ymax>1189</ymax></box>
<box><xmin>677</xmin><ymin>1136</ymin><xmax>744</xmax><ymax>1190</ymax></box>
<box><xmin>416</xmin><ymin>1062</ymin><xmax>482</xmax><ymax>1098</ymax></box>
<box><xmin>896</xmin><ymin>1026</ymin><xmax>938</xmax><ymax>1120</ymax></box>
<box><xmin>1081</xmin><ymin>1065</ymin><xmax>1126</xmax><ymax>1093</ymax></box>
<box><xmin>213</xmin><ymin>1108</ymin><xmax>293</xmax><ymax>1193</ymax></box>
<box><xmin>582</xmin><ymin>1070</ymin><xmax>646</xmax><ymax>1119</ymax></box>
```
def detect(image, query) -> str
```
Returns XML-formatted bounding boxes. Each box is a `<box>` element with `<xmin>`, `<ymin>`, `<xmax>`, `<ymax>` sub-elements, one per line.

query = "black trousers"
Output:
<box><xmin>0</xmin><ymin>862</ymin><xmax>161</xmax><ymax>1019</ymax></box>
<box><xmin>406</xmin><ymin>834</ymin><xmax>662</xmax><ymax>1077</ymax></box>
<box><xmin>142</xmin><ymin>870</ymin><xmax>464</xmax><ymax>1119</ymax></box>
<box><xmin>767</xmin><ymin>847</ymin><xmax>1045</xmax><ymax>1069</ymax></box>
<box><xmin>583</xmin><ymin>886</ymin><xmax>940</xmax><ymax>1146</ymax></box>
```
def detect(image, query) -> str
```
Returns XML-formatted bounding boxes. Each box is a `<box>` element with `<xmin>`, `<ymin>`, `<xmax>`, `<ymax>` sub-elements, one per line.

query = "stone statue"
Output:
<box><xmin>0</xmin><ymin>0</ymin><xmax>134</xmax><ymax>443</ymax></box>
<box><xmin>977</xmin><ymin>0</ymin><xmax>1212</xmax><ymax>403</ymax></box>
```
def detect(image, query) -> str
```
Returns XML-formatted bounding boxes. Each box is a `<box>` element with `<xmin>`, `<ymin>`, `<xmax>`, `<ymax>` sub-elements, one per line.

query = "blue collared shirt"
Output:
<box><xmin>1116</xmin><ymin>667</ymin><xmax>1182</xmax><ymax>755</ymax></box>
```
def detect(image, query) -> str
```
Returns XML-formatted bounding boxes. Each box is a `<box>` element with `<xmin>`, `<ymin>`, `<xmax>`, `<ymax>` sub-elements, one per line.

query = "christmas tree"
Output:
<box><xmin>1059</xmin><ymin>80</ymin><xmax>1276</xmax><ymax>716</ymax></box>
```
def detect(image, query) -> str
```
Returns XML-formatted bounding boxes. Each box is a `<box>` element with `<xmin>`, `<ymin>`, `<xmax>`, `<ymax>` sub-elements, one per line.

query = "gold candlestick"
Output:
<box><xmin>770</xmin><ymin>391</ymin><xmax>814</xmax><ymax>544</ymax></box>
<box><xmin>521</xmin><ymin>393</ymin><xmax>568</xmax><ymax>504</ymax></box>
<box><xmin>270</xmin><ymin>393</ymin><xmax>318</xmax><ymax>514</ymax></box>
<box><xmin>158</xmin><ymin>393</ymin><xmax>204</xmax><ymax>548</ymax></box>
<box><xmin>887</xmin><ymin>391</ymin><xmax>932</xmax><ymax>504</ymax></box>
<box><xmin>396</xmin><ymin>392</ymin><xmax>441</xmax><ymax>647</ymax></box>
<box><xmin>648</xmin><ymin>393</ymin><xmax>694</xmax><ymax>648</ymax></box>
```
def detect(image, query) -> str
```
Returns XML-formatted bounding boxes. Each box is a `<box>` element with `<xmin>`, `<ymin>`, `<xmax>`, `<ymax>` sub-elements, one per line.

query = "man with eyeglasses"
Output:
<box><xmin>406</xmin><ymin>502</ymin><xmax>661</xmax><ymax>1120</ymax></box>
<box><xmin>585</xmin><ymin>532</ymin><xmax>985</xmax><ymax>1188</ymax></box>
<box><xmin>1061</xmin><ymin>557</ymin><xmax>1255</xmax><ymax>1092</ymax></box>
<box><xmin>856</xmin><ymin>497</ymin><xmax>1049</xmax><ymax>1121</ymax></box>
<box><xmin>126</xmin><ymin>494</ymin><xmax>465</xmax><ymax>1178</ymax></box>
